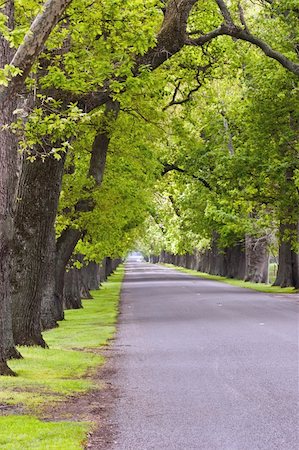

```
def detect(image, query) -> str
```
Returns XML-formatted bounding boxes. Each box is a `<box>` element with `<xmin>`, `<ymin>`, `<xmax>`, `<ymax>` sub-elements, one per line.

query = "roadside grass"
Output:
<box><xmin>0</xmin><ymin>416</ymin><xmax>89</xmax><ymax>450</ymax></box>
<box><xmin>0</xmin><ymin>266</ymin><xmax>124</xmax><ymax>449</ymax></box>
<box><xmin>163</xmin><ymin>264</ymin><xmax>297</xmax><ymax>294</ymax></box>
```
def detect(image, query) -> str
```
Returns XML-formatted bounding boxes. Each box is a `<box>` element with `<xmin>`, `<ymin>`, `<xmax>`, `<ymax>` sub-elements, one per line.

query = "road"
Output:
<box><xmin>109</xmin><ymin>261</ymin><xmax>298</xmax><ymax>450</ymax></box>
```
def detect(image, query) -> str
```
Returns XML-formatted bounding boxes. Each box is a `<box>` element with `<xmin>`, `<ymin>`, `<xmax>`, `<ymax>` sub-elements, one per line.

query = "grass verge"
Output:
<box><xmin>163</xmin><ymin>264</ymin><xmax>297</xmax><ymax>294</ymax></box>
<box><xmin>0</xmin><ymin>266</ymin><xmax>124</xmax><ymax>449</ymax></box>
<box><xmin>0</xmin><ymin>416</ymin><xmax>89</xmax><ymax>450</ymax></box>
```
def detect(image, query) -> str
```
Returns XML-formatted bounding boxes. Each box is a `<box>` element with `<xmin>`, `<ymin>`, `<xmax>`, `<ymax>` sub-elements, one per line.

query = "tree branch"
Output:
<box><xmin>238</xmin><ymin>2</ymin><xmax>248</xmax><ymax>32</ymax></box>
<box><xmin>9</xmin><ymin>0</ymin><xmax>73</xmax><ymax>90</ymax></box>
<box><xmin>223</xmin><ymin>23</ymin><xmax>299</xmax><ymax>76</ymax></box>
<box><xmin>162</xmin><ymin>163</ymin><xmax>212</xmax><ymax>190</ymax></box>
<box><xmin>135</xmin><ymin>0</ymin><xmax>199</xmax><ymax>71</ymax></box>
<box><xmin>213</xmin><ymin>0</ymin><xmax>299</xmax><ymax>76</ymax></box>
<box><xmin>215</xmin><ymin>0</ymin><xmax>234</xmax><ymax>25</ymax></box>
<box><xmin>185</xmin><ymin>26</ymin><xmax>225</xmax><ymax>47</ymax></box>
<box><xmin>163</xmin><ymin>63</ymin><xmax>212</xmax><ymax>110</ymax></box>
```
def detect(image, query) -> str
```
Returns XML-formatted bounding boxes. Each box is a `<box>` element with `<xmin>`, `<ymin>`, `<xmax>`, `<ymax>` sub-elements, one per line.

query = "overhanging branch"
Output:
<box><xmin>162</xmin><ymin>163</ymin><xmax>212</xmax><ymax>190</ymax></box>
<box><xmin>214</xmin><ymin>0</ymin><xmax>299</xmax><ymax>76</ymax></box>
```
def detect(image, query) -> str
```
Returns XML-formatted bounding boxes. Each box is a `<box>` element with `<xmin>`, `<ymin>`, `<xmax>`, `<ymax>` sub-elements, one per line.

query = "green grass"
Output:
<box><xmin>0</xmin><ymin>416</ymin><xmax>89</xmax><ymax>450</ymax></box>
<box><xmin>0</xmin><ymin>266</ymin><xmax>124</xmax><ymax>449</ymax></box>
<box><xmin>163</xmin><ymin>264</ymin><xmax>297</xmax><ymax>294</ymax></box>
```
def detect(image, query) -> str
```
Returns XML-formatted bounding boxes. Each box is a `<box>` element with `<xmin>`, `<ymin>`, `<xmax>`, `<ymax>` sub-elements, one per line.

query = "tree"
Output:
<box><xmin>0</xmin><ymin>0</ymin><xmax>73</xmax><ymax>375</ymax></box>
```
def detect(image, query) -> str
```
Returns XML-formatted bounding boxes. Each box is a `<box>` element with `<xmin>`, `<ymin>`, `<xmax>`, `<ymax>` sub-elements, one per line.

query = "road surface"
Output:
<box><xmin>109</xmin><ymin>261</ymin><xmax>298</xmax><ymax>450</ymax></box>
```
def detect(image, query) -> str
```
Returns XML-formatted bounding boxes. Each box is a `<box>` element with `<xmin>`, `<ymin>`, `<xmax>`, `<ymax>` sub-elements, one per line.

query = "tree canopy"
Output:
<box><xmin>0</xmin><ymin>0</ymin><xmax>298</xmax><ymax>375</ymax></box>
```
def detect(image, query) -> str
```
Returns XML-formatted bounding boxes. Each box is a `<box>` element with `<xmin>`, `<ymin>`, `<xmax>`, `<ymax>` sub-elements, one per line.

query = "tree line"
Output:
<box><xmin>0</xmin><ymin>0</ymin><xmax>298</xmax><ymax>375</ymax></box>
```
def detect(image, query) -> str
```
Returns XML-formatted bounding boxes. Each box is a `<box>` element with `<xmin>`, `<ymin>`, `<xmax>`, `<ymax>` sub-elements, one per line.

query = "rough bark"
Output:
<box><xmin>0</xmin><ymin>112</ymin><xmax>21</xmax><ymax>365</ymax></box>
<box><xmin>99</xmin><ymin>258</ymin><xmax>108</xmax><ymax>283</ymax></box>
<box><xmin>55</xmin><ymin>228</ymin><xmax>83</xmax><ymax>317</ymax></box>
<box><xmin>0</xmin><ymin>0</ymin><xmax>73</xmax><ymax>376</ymax></box>
<box><xmin>105</xmin><ymin>257</ymin><xmax>113</xmax><ymax>277</ymax></box>
<box><xmin>224</xmin><ymin>243</ymin><xmax>246</xmax><ymax>279</ymax></box>
<box><xmin>63</xmin><ymin>268</ymin><xmax>83</xmax><ymax>310</ymax></box>
<box><xmin>244</xmin><ymin>235</ymin><xmax>269</xmax><ymax>283</ymax></box>
<box><xmin>0</xmin><ymin>2</ymin><xmax>19</xmax><ymax>374</ymax></box>
<box><xmin>81</xmin><ymin>262</ymin><xmax>101</xmax><ymax>290</ymax></box>
<box><xmin>41</xmin><ymin>229</ymin><xmax>61</xmax><ymax>330</ymax></box>
<box><xmin>273</xmin><ymin>222</ymin><xmax>299</xmax><ymax>288</ymax></box>
<box><xmin>11</xmin><ymin>154</ymin><xmax>65</xmax><ymax>345</ymax></box>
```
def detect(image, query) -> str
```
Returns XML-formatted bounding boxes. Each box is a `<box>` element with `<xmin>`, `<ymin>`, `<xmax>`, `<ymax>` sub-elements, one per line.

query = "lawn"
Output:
<box><xmin>0</xmin><ymin>266</ymin><xmax>124</xmax><ymax>449</ymax></box>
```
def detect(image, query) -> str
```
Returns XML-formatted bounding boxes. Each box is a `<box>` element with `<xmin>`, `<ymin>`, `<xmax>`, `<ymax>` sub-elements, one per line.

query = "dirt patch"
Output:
<box><xmin>0</xmin><ymin>352</ymin><xmax>119</xmax><ymax>446</ymax></box>
<box><xmin>40</xmin><ymin>346</ymin><xmax>119</xmax><ymax>449</ymax></box>
<box><xmin>0</xmin><ymin>404</ymin><xmax>24</xmax><ymax>416</ymax></box>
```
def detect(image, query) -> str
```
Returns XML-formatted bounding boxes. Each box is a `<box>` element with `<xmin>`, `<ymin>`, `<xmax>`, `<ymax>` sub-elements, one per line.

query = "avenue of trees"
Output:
<box><xmin>0</xmin><ymin>0</ymin><xmax>298</xmax><ymax>375</ymax></box>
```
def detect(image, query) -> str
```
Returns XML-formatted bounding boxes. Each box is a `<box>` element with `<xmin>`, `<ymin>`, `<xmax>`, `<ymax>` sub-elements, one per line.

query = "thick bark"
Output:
<box><xmin>63</xmin><ymin>269</ymin><xmax>83</xmax><ymax>310</ymax></box>
<box><xmin>70</xmin><ymin>255</ymin><xmax>93</xmax><ymax>299</ymax></box>
<box><xmin>0</xmin><ymin>0</ymin><xmax>74</xmax><ymax>376</ymax></box>
<box><xmin>224</xmin><ymin>243</ymin><xmax>245</xmax><ymax>279</ymax></box>
<box><xmin>105</xmin><ymin>257</ymin><xmax>113</xmax><ymax>277</ymax></box>
<box><xmin>41</xmin><ymin>229</ymin><xmax>61</xmax><ymax>330</ymax></box>
<box><xmin>0</xmin><ymin>3</ymin><xmax>20</xmax><ymax>374</ymax></box>
<box><xmin>81</xmin><ymin>262</ymin><xmax>101</xmax><ymax>290</ymax></box>
<box><xmin>78</xmin><ymin>271</ymin><xmax>93</xmax><ymax>299</ymax></box>
<box><xmin>244</xmin><ymin>235</ymin><xmax>269</xmax><ymax>283</ymax></box>
<box><xmin>273</xmin><ymin>222</ymin><xmax>299</xmax><ymax>288</ymax></box>
<box><xmin>55</xmin><ymin>228</ymin><xmax>83</xmax><ymax>317</ymax></box>
<box><xmin>0</xmin><ymin>107</ymin><xmax>19</xmax><ymax>372</ymax></box>
<box><xmin>11</xmin><ymin>154</ymin><xmax>65</xmax><ymax>345</ymax></box>
<box><xmin>99</xmin><ymin>258</ymin><xmax>108</xmax><ymax>283</ymax></box>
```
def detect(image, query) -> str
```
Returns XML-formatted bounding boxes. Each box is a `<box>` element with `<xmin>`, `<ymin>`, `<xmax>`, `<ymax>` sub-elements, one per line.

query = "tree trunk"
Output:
<box><xmin>55</xmin><ymin>228</ymin><xmax>83</xmax><ymax>317</ymax></box>
<box><xmin>0</xmin><ymin>0</ymin><xmax>74</xmax><ymax>374</ymax></box>
<box><xmin>78</xmin><ymin>270</ymin><xmax>93</xmax><ymax>299</ymax></box>
<box><xmin>105</xmin><ymin>257</ymin><xmax>113</xmax><ymax>277</ymax></box>
<box><xmin>244</xmin><ymin>235</ymin><xmax>269</xmax><ymax>283</ymax></box>
<box><xmin>0</xmin><ymin>3</ymin><xmax>20</xmax><ymax>373</ymax></box>
<box><xmin>273</xmin><ymin>222</ymin><xmax>299</xmax><ymax>288</ymax></box>
<box><xmin>82</xmin><ymin>262</ymin><xmax>101</xmax><ymax>290</ymax></box>
<box><xmin>75</xmin><ymin>255</ymin><xmax>94</xmax><ymax>298</ymax></box>
<box><xmin>63</xmin><ymin>269</ymin><xmax>83</xmax><ymax>310</ymax></box>
<box><xmin>112</xmin><ymin>258</ymin><xmax>122</xmax><ymax>271</ymax></box>
<box><xmin>99</xmin><ymin>258</ymin><xmax>108</xmax><ymax>282</ymax></box>
<box><xmin>11</xmin><ymin>154</ymin><xmax>65</xmax><ymax>346</ymax></box>
<box><xmin>41</xmin><ymin>229</ymin><xmax>61</xmax><ymax>330</ymax></box>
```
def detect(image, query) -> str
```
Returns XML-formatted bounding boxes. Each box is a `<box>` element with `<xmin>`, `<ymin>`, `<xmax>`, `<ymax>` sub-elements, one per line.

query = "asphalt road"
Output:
<box><xmin>110</xmin><ymin>261</ymin><xmax>298</xmax><ymax>450</ymax></box>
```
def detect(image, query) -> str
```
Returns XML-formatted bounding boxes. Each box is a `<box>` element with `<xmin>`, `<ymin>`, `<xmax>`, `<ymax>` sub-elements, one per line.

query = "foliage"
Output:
<box><xmin>5</xmin><ymin>0</ymin><xmax>298</xmax><ymax>264</ymax></box>
<box><xmin>138</xmin><ymin>29</ymin><xmax>298</xmax><ymax>258</ymax></box>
